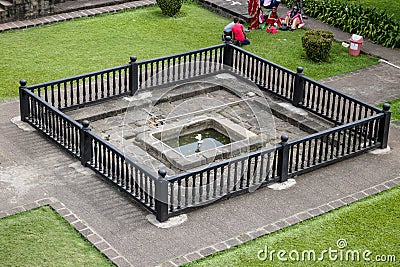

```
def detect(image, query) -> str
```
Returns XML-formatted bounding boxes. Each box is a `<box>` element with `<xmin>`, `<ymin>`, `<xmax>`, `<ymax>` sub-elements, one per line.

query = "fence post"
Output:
<box><xmin>223</xmin><ymin>37</ymin><xmax>234</xmax><ymax>68</ymax></box>
<box><xmin>19</xmin><ymin>80</ymin><xmax>29</xmax><ymax>122</ymax></box>
<box><xmin>80</xmin><ymin>120</ymin><xmax>93</xmax><ymax>166</ymax></box>
<box><xmin>292</xmin><ymin>67</ymin><xmax>305</xmax><ymax>107</ymax></box>
<box><xmin>155</xmin><ymin>169</ymin><xmax>169</xmax><ymax>222</ymax></box>
<box><xmin>129</xmin><ymin>56</ymin><xmax>138</xmax><ymax>96</ymax></box>
<box><xmin>277</xmin><ymin>135</ymin><xmax>289</xmax><ymax>183</ymax></box>
<box><xmin>378</xmin><ymin>103</ymin><xmax>391</xmax><ymax>149</ymax></box>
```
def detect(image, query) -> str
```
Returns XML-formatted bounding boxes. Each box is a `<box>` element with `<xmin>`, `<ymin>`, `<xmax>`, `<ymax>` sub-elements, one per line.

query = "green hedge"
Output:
<box><xmin>156</xmin><ymin>0</ymin><xmax>183</xmax><ymax>17</ymax></box>
<box><xmin>302</xmin><ymin>29</ymin><xmax>334</xmax><ymax>62</ymax></box>
<box><xmin>283</xmin><ymin>0</ymin><xmax>400</xmax><ymax>48</ymax></box>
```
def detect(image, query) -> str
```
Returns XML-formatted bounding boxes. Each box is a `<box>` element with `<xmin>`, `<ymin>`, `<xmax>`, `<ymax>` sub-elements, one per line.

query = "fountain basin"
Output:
<box><xmin>136</xmin><ymin>116</ymin><xmax>265</xmax><ymax>171</ymax></box>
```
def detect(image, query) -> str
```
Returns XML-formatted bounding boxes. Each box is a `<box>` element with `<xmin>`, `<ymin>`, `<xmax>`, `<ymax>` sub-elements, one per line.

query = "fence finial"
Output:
<box><xmin>296</xmin><ymin>67</ymin><xmax>303</xmax><ymax>74</ymax></box>
<box><xmin>382</xmin><ymin>103</ymin><xmax>390</xmax><ymax>111</ymax></box>
<box><xmin>158</xmin><ymin>169</ymin><xmax>167</xmax><ymax>178</ymax></box>
<box><xmin>280</xmin><ymin>135</ymin><xmax>289</xmax><ymax>143</ymax></box>
<box><xmin>20</xmin><ymin>80</ymin><xmax>27</xmax><ymax>87</ymax></box>
<box><xmin>82</xmin><ymin>120</ymin><xmax>90</xmax><ymax>129</ymax></box>
<box><xmin>130</xmin><ymin>56</ymin><xmax>137</xmax><ymax>63</ymax></box>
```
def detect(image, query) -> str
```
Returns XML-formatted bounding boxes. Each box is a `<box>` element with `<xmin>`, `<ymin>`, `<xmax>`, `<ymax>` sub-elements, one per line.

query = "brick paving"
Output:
<box><xmin>0</xmin><ymin>0</ymin><xmax>156</xmax><ymax>32</ymax></box>
<box><xmin>0</xmin><ymin>197</ymin><xmax>131</xmax><ymax>266</ymax></box>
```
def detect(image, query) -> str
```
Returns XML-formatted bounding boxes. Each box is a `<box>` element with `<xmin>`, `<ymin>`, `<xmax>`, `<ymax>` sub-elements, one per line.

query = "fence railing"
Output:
<box><xmin>226</xmin><ymin>45</ymin><xmax>382</xmax><ymax>124</ymax></box>
<box><xmin>26</xmin><ymin>45</ymin><xmax>226</xmax><ymax>111</ymax></box>
<box><xmin>228</xmin><ymin>46</ymin><xmax>297</xmax><ymax>102</ymax></box>
<box><xmin>300</xmin><ymin>76</ymin><xmax>380</xmax><ymax>124</ymax></box>
<box><xmin>25</xmin><ymin>64</ymin><xmax>131</xmax><ymax>111</ymax></box>
<box><xmin>164</xmin><ymin>146</ymin><xmax>280</xmax><ymax>219</ymax></box>
<box><xmin>286</xmin><ymin>114</ymin><xmax>383</xmax><ymax>177</ymax></box>
<box><xmin>19</xmin><ymin>83</ymin><xmax>159</xmax><ymax>216</ymax></box>
<box><xmin>19</xmin><ymin>43</ymin><xmax>391</xmax><ymax>222</ymax></box>
<box><xmin>135</xmin><ymin>44</ymin><xmax>225</xmax><ymax>92</ymax></box>
<box><xmin>20</xmin><ymin>80</ymin><xmax>82</xmax><ymax>158</ymax></box>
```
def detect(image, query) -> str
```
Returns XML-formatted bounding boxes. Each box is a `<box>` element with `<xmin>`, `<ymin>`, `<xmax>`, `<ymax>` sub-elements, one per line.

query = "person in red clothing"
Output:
<box><xmin>248</xmin><ymin>0</ymin><xmax>261</xmax><ymax>30</ymax></box>
<box><xmin>265</xmin><ymin>6</ymin><xmax>282</xmax><ymax>29</ymax></box>
<box><xmin>232</xmin><ymin>20</ymin><xmax>250</xmax><ymax>46</ymax></box>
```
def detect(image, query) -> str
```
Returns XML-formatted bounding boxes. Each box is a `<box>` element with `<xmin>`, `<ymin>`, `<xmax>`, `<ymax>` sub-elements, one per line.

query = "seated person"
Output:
<box><xmin>222</xmin><ymin>17</ymin><xmax>239</xmax><ymax>41</ymax></box>
<box><xmin>292</xmin><ymin>0</ymin><xmax>307</xmax><ymax>19</ymax></box>
<box><xmin>232</xmin><ymin>20</ymin><xmax>250</xmax><ymax>46</ymax></box>
<box><xmin>262</xmin><ymin>0</ymin><xmax>281</xmax><ymax>9</ymax></box>
<box><xmin>264</xmin><ymin>6</ymin><xmax>282</xmax><ymax>28</ymax></box>
<box><xmin>285</xmin><ymin>6</ymin><xmax>304</xmax><ymax>30</ymax></box>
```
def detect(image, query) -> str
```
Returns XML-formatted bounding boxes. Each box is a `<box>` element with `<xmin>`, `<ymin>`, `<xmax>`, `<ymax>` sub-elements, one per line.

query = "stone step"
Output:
<box><xmin>53</xmin><ymin>0</ymin><xmax>136</xmax><ymax>14</ymax></box>
<box><xmin>0</xmin><ymin>0</ymin><xmax>12</xmax><ymax>10</ymax></box>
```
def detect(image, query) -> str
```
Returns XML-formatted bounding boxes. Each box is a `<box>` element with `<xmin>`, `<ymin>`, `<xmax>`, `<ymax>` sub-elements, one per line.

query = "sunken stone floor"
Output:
<box><xmin>65</xmin><ymin>72</ymin><xmax>333</xmax><ymax>175</ymax></box>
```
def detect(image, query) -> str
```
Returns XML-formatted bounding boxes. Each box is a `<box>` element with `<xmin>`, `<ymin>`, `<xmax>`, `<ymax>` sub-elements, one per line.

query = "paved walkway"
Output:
<box><xmin>0</xmin><ymin>1</ymin><xmax>399</xmax><ymax>267</ymax></box>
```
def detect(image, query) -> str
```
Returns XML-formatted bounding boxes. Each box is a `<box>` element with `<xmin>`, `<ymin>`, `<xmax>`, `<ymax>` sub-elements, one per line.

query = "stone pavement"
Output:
<box><xmin>0</xmin><ymin>0</ymin><xmax>157</xmax><ymax>32</ymax></box>
<box><xmin>0</xmin><ymin>1</ymin><xmax>400</xmax><ymax>267</ymax></box>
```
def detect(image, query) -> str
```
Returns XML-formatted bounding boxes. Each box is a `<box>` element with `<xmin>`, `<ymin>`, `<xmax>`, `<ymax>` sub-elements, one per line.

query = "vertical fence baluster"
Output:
<box><xmin>134</xmin><ymin>169</ymin><xmax>139</xmax><ymax>197</ymax></box>
<box><xmin>346</xmin><ymin>101</ymin><xmax>352</xmax><ymax>123</ymax></box>
<box><xmin>346</xmin><ymin>126</ymin><xmax>352</xmax><ymax>154</ymax></box>
<box><xmin>185</xmin><ymin>177</ymin><xmax>189</xmax><ymax>207</ymax></box>
<box><xmin>219</xmin><ymin>166</ymin><xmax>224</xmax><ymax>195</ymax></box>
<box><xmin>318</xmin><ymin>137</ymin><xmax>324</xmax><ymax>163</ymax></box>
<box><xmin>295</xmin><ymin>144</ymin><xmax>300</xmax><ymax>171</ymax></box>
<box><xmin>76</xmin><ymin>79</ymin><xmax>80</xmax><ymax>105</ymax></box>
<box><xmin>312</xmin><ymin>138</ymin><xmax>318</xmax><ymax>165</ymax></box>
<box><xmin>259</xmin><ymin>154</ymin><xmax>264</xmax><ymax>183</ymax></box>
<box><xmin>192</xmin><ymin>174</ymin><xmax>196</xmax><ymax>205</ymax></box>
<box><xmin>252</xmin><ymin>155</ymin><xmax>258</xmax><ymax>185</ymax></box>
<box><xmin>233</xmin><ymin>162</ymin><xmax>238</xmax><ymax>191</ymax></box>
<box><xmin>199</xmin><ymin>173</ymin><xmax>203</xmax><ymax>202</ymax></box>
<box><xmin>246</xmin><ymin>158</ymin><xmax>251</xmax><ymax>188</ymax></box>
<box><xmin>177</xmin><ymin>179</ymin><xmax>182</xmax><ymax>209</ymax></box>
<box><xmin>213</xmin><ymin>170</ymin><xmax>217</xmax><ymax>198</ymax></box>
<box><xmin>206</xmin><ymin>170</ymin><xmax>210</xmax><ymax>200</ymax></box>
<box><xmin>227</xmin><ymin>164</ymin><xmax>231</xmax><ymax>193</ymax></box>
<box><xmin>341</xmin><ymin>98</ymin><xmax>347</xmax><ymax>124</ymax></box>
<box><xmin>330</xmin><ymin>131</ymin><xmax>336</xmax><ymax>159</ymax></box>
<box><xmin>169</xmin><ymin>182</ymin><xmax>174</xmax><ymax>212</ymax></box>
<box><xmin>321</xmin><ymin>88</ymin><xmax>326</xmax><ymax>116</ymax></box>
<box><xmin>239</xmin><ymin>161</ymin><xmax>244</xmax><ymax>189</ymax></box>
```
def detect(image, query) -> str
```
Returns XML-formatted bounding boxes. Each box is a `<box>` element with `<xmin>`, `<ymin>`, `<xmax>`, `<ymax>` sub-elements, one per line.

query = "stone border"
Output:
<box><xmin>157</xmin><ymin>176</ymin><xmax>400</xmax><ymax>266</ymax></box>
<box><xmin>0</xmin><ymin>197</ymin><xmax>132</xmax><ymax>267</ymax></box>
<box><xmin>0</xmin><ymin>0</ymin><xmax>156</xmax><ymax>33</ymax></box>
<box><xmin>0</xmin><ymin>97</ymin><xmax>19</xmax><ymax>105</ymax></box>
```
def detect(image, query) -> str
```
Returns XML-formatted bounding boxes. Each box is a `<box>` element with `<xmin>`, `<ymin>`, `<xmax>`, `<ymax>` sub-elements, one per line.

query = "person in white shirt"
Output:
<box><xmin>222</xmin><ymin>17</ymin><xmax>239</xmax><ymax>41</ymax></box>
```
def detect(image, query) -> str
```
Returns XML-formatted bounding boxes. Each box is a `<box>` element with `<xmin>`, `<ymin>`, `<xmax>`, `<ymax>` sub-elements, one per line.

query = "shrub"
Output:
<box><xmin>156</xmin><ymin>0</ymin><xmax>183</xmax><ymax>17</ymax></box>
<box><xmin>302</xmin><ymin>29</ymin><xmax>334</xmax><ymax>62</ymax></box>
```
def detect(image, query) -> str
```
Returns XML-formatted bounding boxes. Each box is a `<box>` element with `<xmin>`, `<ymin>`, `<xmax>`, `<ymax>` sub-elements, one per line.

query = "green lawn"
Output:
<box><xmin>244</xmin><ymin>29</ymin><xmax>378</xmax><ymax>79</ymax></box>
<box><xmin>0</xmin><ymin>2</ymin><xmax>378</xmax><ymax>100</ymax></box>
<box><xmin>186</xmin><ymin>185</ymin><xmax>400</xmax><ymax>266</ymax></box>
<box><xmin>378</xmin><ymin>99</ymin><xmax>400</xmax><ymax>121</ymax></box>
<box><xmin>0</xmin><ymin>206</ymin><xmax>114</xmax><ymax>266</ymax></box>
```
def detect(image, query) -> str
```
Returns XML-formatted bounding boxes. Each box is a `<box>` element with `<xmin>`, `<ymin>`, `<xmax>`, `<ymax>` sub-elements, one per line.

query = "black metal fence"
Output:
<box><xmin>19</xmin><ymin>42</ymin><xmax>391</xmax><ymax>222</ymax></box>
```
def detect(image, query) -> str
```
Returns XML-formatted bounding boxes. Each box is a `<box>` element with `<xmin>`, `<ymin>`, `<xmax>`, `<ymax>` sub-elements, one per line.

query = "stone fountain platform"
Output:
<box><xmin>65</xmin><ymin>71</ymin><xmax>333</xmax><ymax>175</ymax></box>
